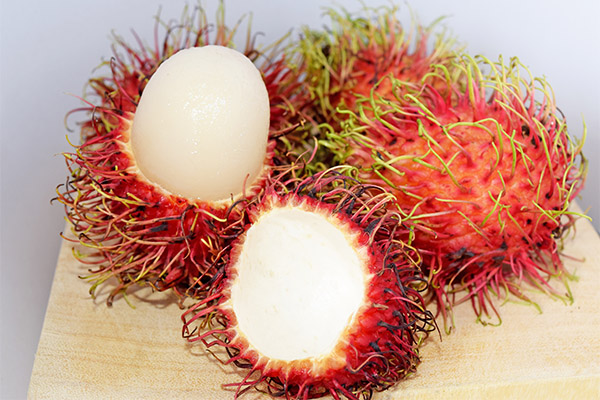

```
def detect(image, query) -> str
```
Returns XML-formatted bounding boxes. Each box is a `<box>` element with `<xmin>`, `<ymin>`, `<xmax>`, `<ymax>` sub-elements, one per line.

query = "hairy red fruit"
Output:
<box><xmin>337</xmin><ymin>55</ymin><xmax>587</xmax><ymax>324</ymax></box>
<box><xmin>298</xmin><ymin>6</ymin><xmax>457</xmax><ymax>128</ymax></box>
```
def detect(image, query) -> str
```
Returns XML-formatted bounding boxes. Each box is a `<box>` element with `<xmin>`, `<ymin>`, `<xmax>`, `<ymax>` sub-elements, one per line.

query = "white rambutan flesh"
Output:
<box><xmin>131</xmin><ymin>45</ymin><xmax>270</xmax><ymax>201</ymax></box>
<box><xmin>230</xmin><ymin>207</ymin><xmax>368</xmax><ymax>362</ymax></box>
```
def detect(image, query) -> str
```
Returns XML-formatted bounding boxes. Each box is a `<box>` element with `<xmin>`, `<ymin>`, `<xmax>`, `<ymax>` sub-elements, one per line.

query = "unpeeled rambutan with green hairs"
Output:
<box><xmin>182</xmin><ymin>166</ymin><xmax>436</xmax><ymax>400</ymax></box>
<box><xmin>331</xmin><ymin>54</ymin><xmax>587</xmax><ymax>325</ymax></box>
<box><xmin>53</xmin><ymin>3</ymin><xmax>311</xmax><ymax>305</ymax></box>
<box><xmin>298</xmin><ymin>5</ymin><xmax>457</xmax><ymax>129</ymax></box>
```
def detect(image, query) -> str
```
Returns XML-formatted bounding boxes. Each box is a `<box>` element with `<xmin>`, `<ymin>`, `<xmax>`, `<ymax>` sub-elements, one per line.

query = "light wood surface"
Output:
<box><xmin>29</xmin><ymin>209</ymin><xmax>600</xmax><ymax>399</ymax></box>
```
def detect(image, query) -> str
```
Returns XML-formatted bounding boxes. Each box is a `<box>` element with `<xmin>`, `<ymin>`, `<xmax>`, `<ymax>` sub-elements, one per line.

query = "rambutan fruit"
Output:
<box><xmin>54</xmin><ymin>5</ymin><xmax>309</xmax><ymax>304</ymax></box>
<box><xmin>298</xmin><ymin>5</ymin><xmax>457</xmax><ymax>130</ymax></box>
<box><xmin>333</xmin><ymin>55</ymin><xmax>587</xmax><ymax>324</ymax></box>
<box><xmin>182</xmin><ymin>168</ymin><xmax>435</xmax><ymax>400</ymax></box>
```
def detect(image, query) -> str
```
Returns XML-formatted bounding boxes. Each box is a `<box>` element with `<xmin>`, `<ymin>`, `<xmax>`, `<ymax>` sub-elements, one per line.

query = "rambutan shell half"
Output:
<box><xmin>182</xmin><ymin>169</ymin><xmax>435</xmax><ymax>399</ymax></box>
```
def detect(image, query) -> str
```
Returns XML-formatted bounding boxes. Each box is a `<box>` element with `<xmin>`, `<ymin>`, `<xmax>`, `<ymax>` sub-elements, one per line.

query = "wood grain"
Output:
<box><xmin>29</xmin><ymin>210</ymin><xmax>600</xmax><ymax>399</ymax></box>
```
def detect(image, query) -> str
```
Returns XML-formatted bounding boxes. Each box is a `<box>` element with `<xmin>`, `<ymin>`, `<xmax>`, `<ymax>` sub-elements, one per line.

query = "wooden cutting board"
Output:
<box><xmin>29</xmin><ymin>208</ymin><xmax>600</xmax><ymax>399</ymax></box>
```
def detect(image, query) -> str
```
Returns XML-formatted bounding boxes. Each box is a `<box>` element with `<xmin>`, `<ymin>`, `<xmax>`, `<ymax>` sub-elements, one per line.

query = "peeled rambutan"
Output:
<box><xmin>54</xmin><ymin>6</ymin><xmax>309</xmax><ymax>304</ymax></box>
<box><xmin>181</xmin><ymin>168</ymin><xmax>435</xmax><ymax>399</ymax></box>
<box><xmin>334</xmin><ymin>55</ymin><xmax>587</xmax><ymax>324</ymax></box>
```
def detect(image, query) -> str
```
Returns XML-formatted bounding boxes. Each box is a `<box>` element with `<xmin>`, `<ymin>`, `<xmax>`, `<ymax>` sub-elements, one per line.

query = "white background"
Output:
<box><xmin>1</xmin><ymin>0</ymin><xmax>598</xmax><ymax>398</ymax></box>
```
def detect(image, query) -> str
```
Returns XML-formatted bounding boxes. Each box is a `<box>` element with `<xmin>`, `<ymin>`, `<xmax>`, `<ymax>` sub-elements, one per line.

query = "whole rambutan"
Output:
<box><xmin>333</xmin><ymin>55</ymin><xmax>587</xmax><ymax>324</ymax></box>
<box><xmin>298</xmin><ymin>5</ymin><xmax>457</xmax><ymax>130</ymax></box>
<box><xmin>182</xmin><ymin>168</ymin><xmax>435</xmax><ymax>400</ymax></box>
<box><xmin>54</xmin><ymin>5</ymin><xmax>310</xmax><ymax>304</ymax></box>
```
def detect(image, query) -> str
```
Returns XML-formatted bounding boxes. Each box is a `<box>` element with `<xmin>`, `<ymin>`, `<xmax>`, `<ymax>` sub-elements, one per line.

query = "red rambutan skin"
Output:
<box><xmin>298</xmin><ymin>6</ymin><xmax>457</xmax><ymax>127</ymax></box>
<box><xmin>341</xmin><ymin>56</ymin><xmax>587</xmax><ymax>323</ymax></box>
<box><xmin>181</xmin><ymin>169</ymin><xmax>435</xmax><ymax>400</ymax></box>
<box><xmin>54</xmin><ymin>5</ymin><xmax>310</xmax><ymax>304</ymax></box>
